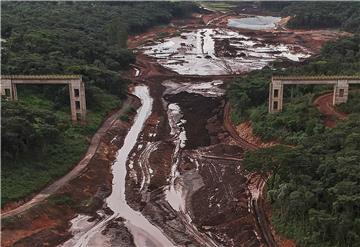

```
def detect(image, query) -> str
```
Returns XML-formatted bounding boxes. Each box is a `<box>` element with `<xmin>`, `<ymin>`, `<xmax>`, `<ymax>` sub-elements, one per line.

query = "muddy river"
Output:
<box><xmin>63</xmin><ymin>85</ymin><xmax>174</xmax><ymax>247</ymax></box>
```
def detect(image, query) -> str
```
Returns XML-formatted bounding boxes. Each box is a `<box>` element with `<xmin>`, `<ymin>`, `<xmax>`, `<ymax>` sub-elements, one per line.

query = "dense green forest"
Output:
<box><xmin>228</xmin><ymin>29</ymin><xmax>360</xmax><ymax>247</ymax></box>
<box><xmin>258</xmin><ymin>2</ymin><xmax>360</xmax><ymax>32</ymax></box>
<box><xmin>1</xmin><ymin>1</ymin><xmax>198</xmax><ymax>206</ymax></box>
<box><xmin>244</xmin><ymin>95</ymin><xmax>360</xmax><ymax>246</ymax></box>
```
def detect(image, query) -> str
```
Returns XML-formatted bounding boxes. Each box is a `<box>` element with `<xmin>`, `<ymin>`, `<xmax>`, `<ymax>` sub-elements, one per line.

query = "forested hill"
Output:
<box><xmin>258</xmin><ymin>2</ymin><xmax>360</xmax><ymax>32</ymax></box>
<box><xmin>227</xmin><ymin>21</ymin><xmax>360</xmax><ymax>247</ymax></box>
<box><xmin>0</xmin><ymin>1</ymin><xmax>198</xmax><ymax>206</ymax></box>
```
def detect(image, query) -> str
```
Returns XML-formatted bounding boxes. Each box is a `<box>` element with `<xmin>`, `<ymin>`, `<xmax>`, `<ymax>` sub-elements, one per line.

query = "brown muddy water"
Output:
<box><xmin>63</xmin><ymin>85</ymin><xmax>175</xmax><ymax>247</ymax></box>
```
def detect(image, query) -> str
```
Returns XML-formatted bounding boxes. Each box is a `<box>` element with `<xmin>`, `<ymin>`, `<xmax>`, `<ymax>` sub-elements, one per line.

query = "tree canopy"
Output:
<box><xmin>257</xmin><ymin>2</ymin><xmax>360</xmax><ymax>32</ymax></box>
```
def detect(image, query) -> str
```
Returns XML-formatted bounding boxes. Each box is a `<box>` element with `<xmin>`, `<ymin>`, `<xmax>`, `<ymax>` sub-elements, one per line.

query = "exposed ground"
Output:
<box><xmin>1</xmin><ymin>9</ymin><xmax>348</xmax><ymax>247</ymax></box>
<box><xmin>314</xmin><ymin>92</ymin><xmax>348</xmax><ymax>128</ymax></box>
<box><xmin>235</xmin><ymin>121</ymin><xmax>277</xmax><ymax>148</ymax></box>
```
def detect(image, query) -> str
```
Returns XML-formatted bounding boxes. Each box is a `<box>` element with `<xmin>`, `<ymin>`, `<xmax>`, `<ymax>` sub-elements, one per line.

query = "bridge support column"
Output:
<box><xmin>12</xmin><ymin>83</ymin><xmax>18</xmax><ymax>100</ymax></box>
<box><xmin>69</xmin><ymin>79</ymin><xmax>86</xmax><ymax>122</ymax></box>
<box><xmin>333</xmin><ymin>80</ymin><xmax>349</xmax><ymax>105</ymax></box>
<box><xmin>1</xmin><ymin>79</ymin><xmax>14</xmax><ymax>100</ymax></box>
<box><xmin>269</xmin><ymin>80</ymin><xmax>283</xmax><ymax>113</ymax></box>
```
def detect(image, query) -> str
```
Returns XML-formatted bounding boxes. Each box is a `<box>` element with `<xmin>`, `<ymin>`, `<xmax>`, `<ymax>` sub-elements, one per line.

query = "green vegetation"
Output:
<box><xmin>48</xmin><ymin>193</ymin><xmax>75</xmax><ymax>206</ymax></box>
<box><xmin>250</xmin><ymin>95</ymin><xmax>325</xmax><ymax>145</ymax></box>
<box><xmin>229</xmin><ymin>35</ymin><xmax>360</xmax><ymax>146</ymax></box>
<box><xmin>229</xmin><ymin>31</ymin><xmax>360</xmax><ymax>247</ymax></box>
<box><xmin>1</xmin><ymin>1</ymin><xmax>198</xmax><ymax>206</ymax></box>
<box><xmin>244</xmin><ymin>111</ymin><xmax>360</xmax><ymax>246</ymax></box>
<box><xmin>201</xmin><ymin>2</ymin><xmax>237</xmax><ymax>12</ymax></box>
<box><xmin>338</xmin><ymin>91</ymin><xmax>360</xmax><ymax>114</ymax></box>
<box><xmin>1</xmin><ymin>90</ymin><xmax>120</xmax><ymax>205</ymax></box>
<box><xmin>258</xmin><ymin>2</ymin><xmax>360</xmax><ymax>32</ymax></box>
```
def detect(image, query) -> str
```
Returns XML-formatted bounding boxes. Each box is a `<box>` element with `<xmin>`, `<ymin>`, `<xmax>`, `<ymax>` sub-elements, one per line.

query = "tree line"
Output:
<box><xmin>244</xmin><ymin>97</ymin><xmax>360</xmax><ymax>246</ymax></box>
<box><xmin>258</xmin><ymin>2</ymin><xmax>360</xmax><ymax>32</ymax></box>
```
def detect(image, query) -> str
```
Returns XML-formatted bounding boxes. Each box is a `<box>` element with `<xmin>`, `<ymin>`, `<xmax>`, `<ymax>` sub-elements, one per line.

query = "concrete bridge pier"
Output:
<box><xmin>268</xmin><ymin>79</ymin><xmax>284</xmax><ymax>113</ymax></box>
<box><xmin>333</xmin><ymin>80</ymin><xmax>349</xmax><ymax>105</ymax></box>
<box><xmin>69</xmin><ymin>79</ymin><xmax>86</xmax><ymax>122</ymax></box>
<box><xmin>1</xmin><ymin>79</ymin><xmax>13</xmax><ymax>100</ymax></box>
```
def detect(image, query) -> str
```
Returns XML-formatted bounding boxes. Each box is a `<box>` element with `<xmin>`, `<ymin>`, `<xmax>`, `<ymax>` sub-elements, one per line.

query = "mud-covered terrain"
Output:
<box><xmin>164</xmin><ymin>91</ymin><xmax>222</xmax><ymax>149</ymax></box>
<box><xmin>142</xmin><ymin>28</ymin><xmax>310</xmax><ymax>75</ymax></box>
<box><xmin>121</xmin><ymin>78</ymin><xmax>261</xmax><ymax>247</ymax></box>
<box><xmin>1</xmin><ymin>9</ymin><xmax>348</xmax><ymax>247</ymax></box>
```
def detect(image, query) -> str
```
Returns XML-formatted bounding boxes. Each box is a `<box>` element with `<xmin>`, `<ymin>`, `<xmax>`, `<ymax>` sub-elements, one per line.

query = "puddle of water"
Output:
<box><xmin>137</xmin><ymin>141</ymin><xmax>159</xmax><ymax>193</ymax></box>
<box><xmin>163</xmin><ymin>80</ymin><xmax>225</xmax><ymax>98</ymax></box>
<box><xmin>63</xmin><ymin>85</ymin><xmax>174</xmax><ymax>247</ymax></box>
<box><xmin>134</xmin><ymin>68</ymin><xmax>140</xmax><ymax>77</ymax></box>
<box><xmin>228</xmin><ymin>16</ymin><xmax>281</xmax><ymax>30</ymax></box>
<box><xmin>167</xmin><ymin>103</ymin><xmax>187</xmax><ymax>149</ymax></box>
<box><xmin>143</xmin><ymin>28</ymin><xmax>310</xmax><ymax>75</ymax></box>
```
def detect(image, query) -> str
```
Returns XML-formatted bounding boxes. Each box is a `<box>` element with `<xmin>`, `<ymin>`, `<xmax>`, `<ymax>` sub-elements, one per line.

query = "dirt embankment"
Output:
<box><xmin>128</xmin><ymin>14</ymin><xmax>204</xmax><ymax>50</ymax></box>
<box><xmin>236</xmin><ymin>121</ymin><xmax>277</xmax><ymax>148</ymax></box>
<box><xmin>1</xmin><ymin>97</ymin><xmax>141</xmax><ymax>247</ymax></box>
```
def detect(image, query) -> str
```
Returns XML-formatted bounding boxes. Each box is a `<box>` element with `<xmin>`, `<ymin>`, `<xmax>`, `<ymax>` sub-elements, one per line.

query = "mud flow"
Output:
<box><xmin>164</xmin><ymin>91</ymin><xmax>222</xmax><ymax>149</ymax></box>
<box><xmin>142</xmin><ymin>28</ymin><xmax>310</xmax><ymax>75</ymax></box>
<box><xmin>63</xmin><ymin>23</ymin><xmax>280</xmax><ymax>247</ymax></box>
<box><xmin>45</xmin><ymin>12</ymin><xmax>344</xmax><ymax>247</ymax></box>
<box><xmin>1</xmin><ymin>7</ymin><xmax>351</xmax><ymax>247</ymax></box>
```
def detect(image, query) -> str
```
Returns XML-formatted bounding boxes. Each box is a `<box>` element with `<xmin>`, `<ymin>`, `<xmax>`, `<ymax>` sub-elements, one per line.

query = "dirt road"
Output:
<box><xmin>314</xmin><ymin>92</ymin><xmax>347</xmax><ymax>128</ymax></box>
<box><xmin>223</xmin><ymin>103</ymin><xmax>257</xmax><ymax>151</ymax></box>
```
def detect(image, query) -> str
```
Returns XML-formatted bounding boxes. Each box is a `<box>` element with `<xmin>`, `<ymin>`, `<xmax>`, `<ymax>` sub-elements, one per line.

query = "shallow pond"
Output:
<box><xmin>228</xmin><ymin>16</ymin><xmax>281</xmax><ymax>30</ymax></box>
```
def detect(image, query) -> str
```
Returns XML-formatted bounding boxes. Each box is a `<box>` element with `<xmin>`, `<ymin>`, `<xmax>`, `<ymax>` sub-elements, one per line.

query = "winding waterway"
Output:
<box><xmin>63</xmin><ymin>85</ymin><xmax>174</xmax><ymax>247</ymax></box>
